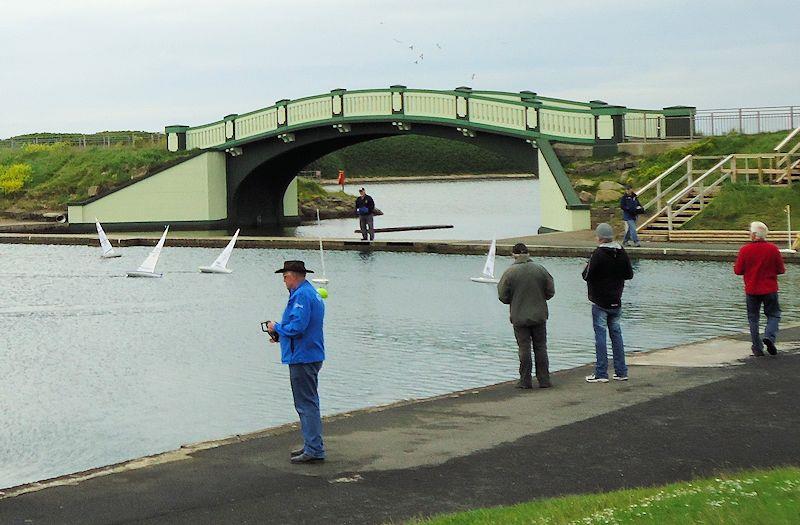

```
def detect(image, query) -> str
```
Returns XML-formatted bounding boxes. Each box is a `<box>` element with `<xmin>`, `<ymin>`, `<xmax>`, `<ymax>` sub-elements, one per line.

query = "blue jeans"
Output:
<box><xmin>592</xmin><ymin>304</ymin><xmax>627</xmax><ymax>378</ymax></box>
<box><xmin>289</xmin><ymin>362</ymin><xmax>325</xmax><ymax>458</ymax></box>
<box><xmin>623</xmin><ymin>218</ymin><xmax>639</xmax><ymax>244</ymax></box>
<box><xmin>746</xmin><ymin>293</ymin><xmax>781</xmax><ymax>352</ymax></box>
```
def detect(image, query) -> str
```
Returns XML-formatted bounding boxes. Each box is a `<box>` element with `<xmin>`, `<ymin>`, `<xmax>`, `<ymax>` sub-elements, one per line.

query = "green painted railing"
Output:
<box><xmin>168</xmin><ymin>87</ymin><xmax>683</xmax><ymax>152</ymax></box>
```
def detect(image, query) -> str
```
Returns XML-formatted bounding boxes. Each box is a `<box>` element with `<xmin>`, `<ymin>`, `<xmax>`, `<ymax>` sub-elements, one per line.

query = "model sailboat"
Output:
<box><xmin>96</xmin><ymin>219</ymin><xmax>121</xmax><ymax>258</ymax></box>
<box><xmin>310</xmin><ymin>209</ymin><xmax>329</xmax><ymax>284</ymax></box>
<box><xmin>127</xmin><ymin>226</ymin><xmax>169</xmax><ymax>278</ymax></box>
<box><xmin>470</xmin><ymin>238</ymin><xmax>499</xmax><ymax>284</ymax></box>
<box><xmin>199</xmin><ymin>229</ymin><xmax>240</xmax><ymax>273</ymax></box>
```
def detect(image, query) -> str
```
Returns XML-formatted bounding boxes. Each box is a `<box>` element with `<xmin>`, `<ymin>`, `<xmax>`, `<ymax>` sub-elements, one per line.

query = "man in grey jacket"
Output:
<box><xmin>498</xmin><ymin>243</ymin><xmax>556</xmax><ymax>389</ymax></box>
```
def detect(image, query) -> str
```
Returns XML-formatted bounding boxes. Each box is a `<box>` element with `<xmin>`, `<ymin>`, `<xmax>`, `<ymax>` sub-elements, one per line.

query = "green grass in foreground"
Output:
<box><xmin>684</xmin><ymin>183</ymin><xmax>800</xmax><ymax>231</ymax></box>
<box><xmin>407</xmin><ymin>467</ymin><xmax>800</xmax><ymax>525</ymax></box>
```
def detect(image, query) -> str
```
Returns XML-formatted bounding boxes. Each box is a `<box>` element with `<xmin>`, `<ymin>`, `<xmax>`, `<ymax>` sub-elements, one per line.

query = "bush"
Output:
<box><xmin>0</xmin><ymin>163</ymin><xmax>33</xmax><ymax>194</ymax></box>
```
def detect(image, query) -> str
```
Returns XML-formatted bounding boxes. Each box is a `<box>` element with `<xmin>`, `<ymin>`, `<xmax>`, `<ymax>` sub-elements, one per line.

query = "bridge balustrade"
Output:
<box><xmin>169</xmin><ymin>87</ymin><xmax>688</xmax><ymax>153</ymax></box>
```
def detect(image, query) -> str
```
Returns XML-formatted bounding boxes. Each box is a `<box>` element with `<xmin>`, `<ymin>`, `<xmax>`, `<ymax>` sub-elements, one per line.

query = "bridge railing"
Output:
<box><xmin>171</xmin><ymin>87</ymin><xmax>688</xmax><ymax>152</ymax></box>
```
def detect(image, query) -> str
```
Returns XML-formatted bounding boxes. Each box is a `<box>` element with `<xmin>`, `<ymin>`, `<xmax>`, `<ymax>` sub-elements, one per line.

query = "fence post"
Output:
<box><xmin>687</xmin><ymin>157</ymin><xmax>693</xmax><ymax>185</ymax></box>
<box><xmin>757</xmin><ymin>111</ymin><xmax>761</xmax><ymax>133</ymax></box>
<box><xmin>710</xmin><ymin>113</ymin><xmax>715</xmax><ymax>136</ymax></box>
<box><xmin>738</xmin><ymin>108</ymin><xmax>743</xmax><ymax>133</ymax></box>
<box><xmin>656</xmin><ymin>179</ymin><xmax>662</xmax><ymax>210</ymax></box>
<box><xmin>792</xmin><ymin>106</ymin><xmax>796</xmax><ymax>129</ymax></box>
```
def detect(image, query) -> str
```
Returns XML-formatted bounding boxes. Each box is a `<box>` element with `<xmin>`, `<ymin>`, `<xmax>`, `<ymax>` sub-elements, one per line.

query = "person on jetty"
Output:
<box><xmin>734</xmin><ymin>221</ymin><xmax>786</xmax><ymax>356</ymax></box>
<box><xmin>355</xmin><ymin>187</ymin><xmax>376</xmax><ymax>241</ymax></box>
<box><xmin>497</xmin><ymin>243</ymin><xmax>555</xmax><ymax>389</ymax></box>
<box><xmin>583</xmin><ymin>223</ymin><xmax>634</xmax><ymax>383</ymax></box>
<box><xmin>620</xmin><ymin>185</ymin><xmax>644</xmax><ymax>247</ymax></box>
<box><xmin>267</xmin><ymin>260</ymin><xmax>327</xmax><ymax>463</ymax></box>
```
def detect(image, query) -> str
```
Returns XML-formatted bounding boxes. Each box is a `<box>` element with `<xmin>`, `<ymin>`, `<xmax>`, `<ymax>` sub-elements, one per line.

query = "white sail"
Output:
<box><xmin>210</xmin><ymin>229</ymin><xmax>239</xmax><ymax>270</ymax></box>
<box><xmin>470</xmin><ymin>237</ymin><xmax>499</xmax><ymax>284</ymax></box>
<box><xmin>95</xmin><ymin>219</ymin><xmax>120</xmax><ymax>258</ymax></box>
<box><xmin>311</xmin><ymin>209</ymin><xmax>329</xmax><ymax>284</ymax></box>
<box><xmin>136</xmin><ymin>226</ymin><xmax>169</xmax><ymax>274</ymax></box>
<box><xmin>482</xmin><ymin>238</ymin><xmax>496</xmax><ymax>278</ymax></box>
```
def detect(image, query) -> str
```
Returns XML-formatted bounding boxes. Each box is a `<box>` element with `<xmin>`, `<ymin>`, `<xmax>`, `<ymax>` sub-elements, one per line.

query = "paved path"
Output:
<box><xmin>1</xmin><ymin>329</ymin><xmax>799</xmax><ymax>524</ymax></box>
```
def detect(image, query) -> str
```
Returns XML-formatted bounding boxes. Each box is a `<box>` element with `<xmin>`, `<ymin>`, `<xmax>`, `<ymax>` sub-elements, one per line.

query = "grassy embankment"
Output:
<box><xmin>0</xmin><ymin>135</ymin><xmax>528</xmax><ymax>216</ymax></box>
<box><xmin>565</xmin><ymin>131</ymin><xmax>798</xmax><ymax>230</ymax></box>
<box><xmin>304</xmin><ymin>135</ymin><xmax>531</xmax><ymax>179</ymax></box>
<box><xmin>409</xmin><ymin>466</ymin><xmax>800</xmax><ymax>525</ymax></box>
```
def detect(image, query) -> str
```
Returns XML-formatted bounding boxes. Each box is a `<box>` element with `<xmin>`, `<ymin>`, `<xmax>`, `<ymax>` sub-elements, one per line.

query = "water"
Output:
<box><xmin>290</xmin><ymin>179</ymin><xmax>540</xmax><ymax>240</ymax></box>
<box><xmin>0</xmin><ymin>242</ymin><xmax>797</xmax><ymax>489</ymax></box>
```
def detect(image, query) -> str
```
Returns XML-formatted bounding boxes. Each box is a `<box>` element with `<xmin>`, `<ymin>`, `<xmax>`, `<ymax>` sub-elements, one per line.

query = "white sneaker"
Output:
<box><xmin>586</xmin><ymin>374</ymin><xmax>609</xmax><ymax>383</ymax></box>
<box><xmin>613</xmin><ymin>374</ymin><xmax>628</xmax><ymax>381</ymax></box>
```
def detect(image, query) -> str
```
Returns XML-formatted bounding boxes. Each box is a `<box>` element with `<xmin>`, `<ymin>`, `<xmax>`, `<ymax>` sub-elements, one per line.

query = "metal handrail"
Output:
<box><xmin>667</xmin><ymin>155</ymin><xmax>734</xmax><ymax>206</ymax></box>
<box><xmin>636</xmin><ymin>155</ymin><xmax>692</xmax><ymax>195</ymax></box>
<box><xmin>636</xmin><ymin>155</ymin><xmax>693</xmax><ymax>211</ymax></box>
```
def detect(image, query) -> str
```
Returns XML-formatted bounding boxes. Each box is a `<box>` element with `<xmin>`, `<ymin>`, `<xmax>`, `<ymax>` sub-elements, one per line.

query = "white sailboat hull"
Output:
<box><xmin>470</xmin><ymin>277</ymin><xmax>499</xmax><ymax>284</ymax></box>
<box><xmin>199</xmin><ymin>265</ymin><xmax>232</xmax><ymax>274</ymax></box>
<box><xmin>126</xmin><ymin>270</ymin><xmax>163</xmax><ymax>278</ymax></box>
<box><xmin>310</xmin><ymin>277</ymin><xmax>329</xmax><ymax>284</ymax></box>
<box><xmin>101</xmin><ymin>252</ymin><xmax>122</xmax><ymax>259</ymax></box>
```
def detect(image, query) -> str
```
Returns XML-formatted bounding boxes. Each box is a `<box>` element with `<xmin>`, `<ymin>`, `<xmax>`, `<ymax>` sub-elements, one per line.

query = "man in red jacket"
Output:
<box><xmin>734</xmin><ymin>221</ymin><xmax>786</xmax><ymax>356</ymax></box>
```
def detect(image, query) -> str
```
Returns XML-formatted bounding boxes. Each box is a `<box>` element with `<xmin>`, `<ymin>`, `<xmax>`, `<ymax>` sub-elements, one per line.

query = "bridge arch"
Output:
<box><xmin>68</xmin><ymin>87</ymin><xmax>693</xmax><ymax>232</ymax></box>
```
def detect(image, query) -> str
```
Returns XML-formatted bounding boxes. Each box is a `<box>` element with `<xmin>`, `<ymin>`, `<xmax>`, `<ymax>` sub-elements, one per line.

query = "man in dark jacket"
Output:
<box><xmin>355</xmin><ymin>187</ymin><xmax>376</xmax><ymax>241</ymax></box>
<box><xmin>498</xmin><ymin>243</ymin><xmax>556</xmax><ymax>389</ymax></box>
<box><xmin>582</xmin><ymin>223</ymin><xmax>634</xmax><ymax>383</ymax></box>
<box><xmin>734</xmin><ymin>221</ymin><xmax>786</xmax><ymax>356</ymax></box>
<box><xmin>619</xmin><ymin>185</ymin><xmax>644</xmax><ymax>247</ymax></box>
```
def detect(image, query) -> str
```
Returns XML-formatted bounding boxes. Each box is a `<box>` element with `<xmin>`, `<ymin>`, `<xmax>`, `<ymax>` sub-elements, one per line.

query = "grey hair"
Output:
<box><xmin>750</xmin><ymin>221</ymin><xmax>768</xmax><ymax>239</ymax></box>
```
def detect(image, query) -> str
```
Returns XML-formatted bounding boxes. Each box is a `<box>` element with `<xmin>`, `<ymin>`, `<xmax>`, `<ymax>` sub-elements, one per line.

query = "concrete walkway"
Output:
<box><xmin>1</xmin><ymin>328</ymin><xmax>799</xmax><ymax>524</ymax></box>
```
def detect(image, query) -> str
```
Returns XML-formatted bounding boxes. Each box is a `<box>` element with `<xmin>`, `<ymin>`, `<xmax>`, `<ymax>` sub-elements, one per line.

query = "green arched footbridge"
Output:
<box><xmin>68</xmin><ymin>87</ymin><xmax>694</xmax><ymax>233</ymax></box>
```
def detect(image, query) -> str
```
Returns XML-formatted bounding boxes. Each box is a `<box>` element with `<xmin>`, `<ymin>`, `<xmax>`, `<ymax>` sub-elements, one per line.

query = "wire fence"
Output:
<box><xmin>0</xmin><ymin>133</ymin><xmax>165</xmax><ymax>149</ymax></box>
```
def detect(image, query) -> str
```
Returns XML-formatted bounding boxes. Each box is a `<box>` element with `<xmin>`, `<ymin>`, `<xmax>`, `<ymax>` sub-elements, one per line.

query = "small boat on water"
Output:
<box><xmin>96</xmin><ymin>219</ymin><xmax>121</xmax><ymax>258</ymax></box>
<box><xmin>127</xmin><ymin>226</ymin><xmax>169</xmax><ymax>278</ymax></box>
<box><xmin>199</xmin><ymin>229</ymin><xmax>240</xmax><ymax>274</ymax></box>
<box><xmin>470</xmin><ymin>238</ymin><xmax>499</xmax><ymax>284</ymax></box>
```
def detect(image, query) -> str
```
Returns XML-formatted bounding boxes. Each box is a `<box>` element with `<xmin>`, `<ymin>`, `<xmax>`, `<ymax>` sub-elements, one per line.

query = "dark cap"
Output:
<box><xmin>274</xmin><ymin>260</ymin><xmax>314</xmax><ymax>274</ymax></box>
<box><xmin>512</xmin><ymin>243</ymin><xmax>529</xmax><ymax>254</ymax></box>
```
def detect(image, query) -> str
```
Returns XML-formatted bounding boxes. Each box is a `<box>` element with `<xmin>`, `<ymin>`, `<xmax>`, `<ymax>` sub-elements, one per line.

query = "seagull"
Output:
<box><xmin>471</xmin><ymin>73</ymin><xmax>476</xmax><ymax>80</ymax></box>
<box><xmin>393</xmin><ymin>38</ymin><xmax>403</xmax><ymax>43</ymax></box>
<box><xmin>409</xmin><ymin>44</ymin><xmax>414</xmax><ymax>50</ymax></box>
<box><xmin>436</xmin><ymin>43</ymin><xmax>442</xmax><ymax>49</ymax></box>
<box><xmin>419</xmin><ymin>53</ymin><xmax>424</xmax><ymax>60</ymax></box>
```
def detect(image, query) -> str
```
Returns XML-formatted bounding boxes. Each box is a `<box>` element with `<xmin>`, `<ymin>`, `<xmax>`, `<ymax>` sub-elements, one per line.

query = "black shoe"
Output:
<box><xmin>752</xmin><ymin>346</ymin><xmax>765</xmax><ymax>357</ymax></box>
<box><xmin>538</xmin><ymin>381</ymin><xmax>552</xmax><ymax>389</ymax></box>
<box><xmin>290</xmin><ymin>453</ymin><xmax>325</xmax><ymax>464</ymax></box>
<box><xmin>763</xmin><ymin>338</ymin><xmax>778</xmax><ymax>355</ymax></box>
<box><xmin>515</xmin><ymin>379</ymin><xmax>533</xmax><ymax>389</ymax></box>
<box><xmin>291</xmin><ymin>448</ymin><xmax>304</xmax><ymax>457</ymax></box>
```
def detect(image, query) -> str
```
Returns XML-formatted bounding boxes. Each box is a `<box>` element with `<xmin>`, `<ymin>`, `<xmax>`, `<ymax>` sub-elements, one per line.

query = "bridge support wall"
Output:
<box><xmin>67</xmin><ymin>152</ymin><xmax>229</xmax><ymax>230</ymax></box>
<box><xmin>536</xmin><ymin>140</ymin><xmax>591</xmax><ymax>233</ymax></box>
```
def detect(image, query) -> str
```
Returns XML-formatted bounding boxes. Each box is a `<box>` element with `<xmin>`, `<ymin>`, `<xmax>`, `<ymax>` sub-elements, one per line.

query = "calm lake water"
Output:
<box><xmin>0</xmin><ymin>242</ymin><xmax>797</xmax><ymax>489</ymax></box>
<box><xmin>289</xmin><ymin>178</ymin><xmax>540</xmax><ymax>239</ymax></box>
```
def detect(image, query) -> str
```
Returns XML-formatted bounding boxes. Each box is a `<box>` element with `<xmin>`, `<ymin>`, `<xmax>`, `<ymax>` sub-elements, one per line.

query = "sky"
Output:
<box><xmin>1</xmin><ymin>0</ymin><xmax>798</xmax><ymax>138</ymax></box>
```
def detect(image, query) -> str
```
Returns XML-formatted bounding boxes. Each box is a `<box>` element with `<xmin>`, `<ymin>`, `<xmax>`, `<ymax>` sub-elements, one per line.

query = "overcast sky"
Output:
<box><xmin>1</xmin><ymin>0</ymin><xmax>797</xmax><ymax>138</ymax></box>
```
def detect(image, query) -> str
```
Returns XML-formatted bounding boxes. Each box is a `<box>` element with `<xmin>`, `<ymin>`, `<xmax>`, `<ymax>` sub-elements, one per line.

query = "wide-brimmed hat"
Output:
<box><xmin>274</xmin><ymin>260</ymin><xmax>314</xmax><ymax>274</ymax></box>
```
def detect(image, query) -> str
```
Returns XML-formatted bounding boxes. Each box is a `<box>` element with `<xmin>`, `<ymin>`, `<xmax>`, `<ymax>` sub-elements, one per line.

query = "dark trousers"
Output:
<box><xmin>746</xmin><ymin>293</ymin><xmax>781</xmax><ymax>352</ymax></box>
<box><xmin>513</xmin><ymin>323</ymin><xmax>550</xmax><ymax>387</ymax></box>
<box><xmin>359</xmin><ymin>214</ymin><xmax>375</xmax><ymax>240</ymax></box>
<box><xmin>289</xmin><ymin>362</ymin><xmax>325</xmax><ymax>458</ymax></box>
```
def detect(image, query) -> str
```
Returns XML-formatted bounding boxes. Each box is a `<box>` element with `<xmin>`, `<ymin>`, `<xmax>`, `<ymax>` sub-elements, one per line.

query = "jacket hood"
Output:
<box><xmin>598</xmin><ymin>241</ymin><xmax>622</xmax><ymax>249</ymax></box>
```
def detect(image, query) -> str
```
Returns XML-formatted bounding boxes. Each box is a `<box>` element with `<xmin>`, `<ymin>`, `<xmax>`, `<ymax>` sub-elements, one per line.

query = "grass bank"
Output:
<box><xmin>409</xmin><ymin>466</ymin><xmax>800</xmax><ymax>525</ymax></box>
<box><xmin>304</xmin><ymin>135</ymin><xmax>532</xmax><ymax>178</ymax></box>
<box><xmin>0</xmin><ymin>142</ymin><xmax>190</xmax><ymax>213</ymax></box>
<box><xmin>684</xmin><ymin>183</ymin><xmax>800</xmax><ymax>231</ymax></box>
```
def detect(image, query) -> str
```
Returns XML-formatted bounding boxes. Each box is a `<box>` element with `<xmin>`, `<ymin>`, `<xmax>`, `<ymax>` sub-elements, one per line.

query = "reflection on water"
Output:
<box><xmin>0</xmin><ymin>244</ymin><xmax>796</xmax><ymax>488</ymax></box>
<box><xmin>290</xmin><ymin>179</ymin><xmax>540</xmax><ymax>240</ymax></box>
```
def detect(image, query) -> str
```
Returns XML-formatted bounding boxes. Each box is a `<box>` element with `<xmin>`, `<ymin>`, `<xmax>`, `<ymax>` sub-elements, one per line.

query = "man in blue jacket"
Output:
<box><xmin>619</xmin><ymin>185</ymin><xmax>644</xmax><ymax>247</ymax></box>
<box><xmin>267</xmin><ymin>260</ymin><xmax>326</xmax><ymax>463</ymax></box>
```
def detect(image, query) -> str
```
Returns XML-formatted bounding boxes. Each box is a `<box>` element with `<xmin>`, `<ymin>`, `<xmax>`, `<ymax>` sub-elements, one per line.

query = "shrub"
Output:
<box><xmin>0</xmin><ymin>163</ymin><xmax>33</xmax><ymax>194</ymax></box>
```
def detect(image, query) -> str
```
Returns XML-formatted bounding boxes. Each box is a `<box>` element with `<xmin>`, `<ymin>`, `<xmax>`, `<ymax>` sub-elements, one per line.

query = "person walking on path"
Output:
<box><xmin>620</xmin><ymin>185</ymin><xmax>644</xmax><ymax>247</ymax></box>
<box><xmin>734</xmin><ymin>221</ymin><xmax>786</xmax><ymax>356</ymax></box>
<box><xmin>583</xmin><ymin>223</ymin><xmax>634</xmax><ymax>383</ymax></box>
<box><xmin>266</xmin><ymin>260</ymin><xmax>327</xmax><ymax>463</ymax></box>
<box><xmin>355</xmin><ymin>187</ymin><xmax>376</xmax><ymax>241</ymax></box>
<box><xmin>497</xmin><ymin>243</ymin><xmax>556</xmax><ymax>389</ymax></box>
